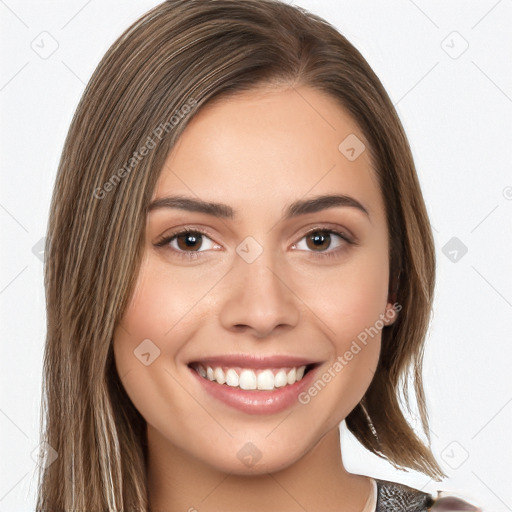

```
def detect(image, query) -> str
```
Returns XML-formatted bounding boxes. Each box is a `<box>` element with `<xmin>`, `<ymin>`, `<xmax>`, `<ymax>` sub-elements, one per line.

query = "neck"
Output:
<box><xmin>147</xmin><ymin>425</ymin><xmax>371</xmax><ymax>512</ymax></box>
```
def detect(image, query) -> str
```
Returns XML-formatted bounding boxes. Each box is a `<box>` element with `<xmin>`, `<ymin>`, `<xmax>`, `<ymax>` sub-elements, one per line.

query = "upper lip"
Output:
<box><xmin>188</xmin><ymin>354</ymin><xmax>321</xmax><ymax>369</ymax></box>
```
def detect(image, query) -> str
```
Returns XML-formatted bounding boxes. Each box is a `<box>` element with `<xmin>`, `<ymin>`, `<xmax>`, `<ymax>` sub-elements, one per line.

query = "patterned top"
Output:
<box><xmin>368</xmin><ymin>478</ymin><xmax>482</xmax><ymax>511</ymax></box>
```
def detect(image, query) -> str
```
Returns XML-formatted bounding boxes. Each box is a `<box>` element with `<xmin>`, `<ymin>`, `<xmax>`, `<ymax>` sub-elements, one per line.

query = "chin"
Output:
<box><xmin>209</xmin><ymin>451</ymin><xmax>301</xmax><ymax>476</ymax></box>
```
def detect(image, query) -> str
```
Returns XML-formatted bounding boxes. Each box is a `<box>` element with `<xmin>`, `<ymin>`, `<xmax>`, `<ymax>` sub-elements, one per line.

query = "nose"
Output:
<box><xmin>218</xmin><ymin>245</ymin><xmax>300</xmax><ymax>338</ymax></box>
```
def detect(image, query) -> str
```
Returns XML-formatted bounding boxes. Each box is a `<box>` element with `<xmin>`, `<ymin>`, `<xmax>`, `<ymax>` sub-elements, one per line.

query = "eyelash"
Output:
<box><xmin>153</xmin><ymin>226</ymin><xmax>354</xmax><ymax>261</ymax></box>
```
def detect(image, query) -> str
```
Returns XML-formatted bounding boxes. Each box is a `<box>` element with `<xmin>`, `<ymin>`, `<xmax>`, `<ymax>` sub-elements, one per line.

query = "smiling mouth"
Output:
<box><xmin>188</xmin><ymin>362</ymin><xmax>317</xmax><ymax>391</ymax></box>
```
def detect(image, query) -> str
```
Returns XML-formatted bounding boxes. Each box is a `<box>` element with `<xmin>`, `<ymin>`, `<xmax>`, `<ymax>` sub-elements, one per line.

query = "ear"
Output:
<box><xmin>383</xmin><ymin>302</ymin><xmax>398</xmax><ymax>326</ymax></box>
<box><xmin>384</xmin><ymin>268</ymin><xmax>401</xmax><ymax>326</ymax></box>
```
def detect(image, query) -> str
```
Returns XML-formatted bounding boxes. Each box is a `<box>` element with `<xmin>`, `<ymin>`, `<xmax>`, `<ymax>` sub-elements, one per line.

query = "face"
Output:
<box><xmin>113</xmin><ymin>84</ymin><xmax>397</xmax><ymax>474</ymax></box>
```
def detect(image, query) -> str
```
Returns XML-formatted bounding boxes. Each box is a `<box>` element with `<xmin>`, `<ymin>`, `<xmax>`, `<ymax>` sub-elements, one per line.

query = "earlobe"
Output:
<box><xmin>383</xmin><ymin>302</ymin><xmax>398</xmax><ymax>325</ymax></box>
<box><xmin>385</xmin><ymin>268</ymin><xmax>401</xmax><ymax>325</ymax></box>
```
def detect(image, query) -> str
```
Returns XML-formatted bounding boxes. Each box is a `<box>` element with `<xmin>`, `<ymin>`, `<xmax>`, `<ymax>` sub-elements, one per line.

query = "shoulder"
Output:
<box><xmin>374</xmin><ymin>478</ymin><xmax>482</xmax><ymax>511</ymax></box>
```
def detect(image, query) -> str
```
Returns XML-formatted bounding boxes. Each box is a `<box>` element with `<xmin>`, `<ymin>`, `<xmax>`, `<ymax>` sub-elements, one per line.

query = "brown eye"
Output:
<box><xmin>292</xmin><ymin>228</ymin><xmax>352</xmax><ymax>257</ymax></box>
<box><xmin>175</xmin><ymin>232</ymin><xmax>203</xmax><ymax>251</ymax></box>
<box><xmin>305</xmin><ymin>231</ymin><xmax>332</xmax><ymax>251</ymax></box>
<box><xmin>154</xmin><ymin>229</ymin><xmax>219</xmax><ymax>254</ymax></box>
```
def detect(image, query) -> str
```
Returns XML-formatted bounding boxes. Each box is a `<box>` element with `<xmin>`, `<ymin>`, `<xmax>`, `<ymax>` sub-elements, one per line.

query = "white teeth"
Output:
<box><xmin>213</xmin><ymin>367</ymin><xmax>225</xmax><ymax>385</ymax></box>
<box><xmin>257</xmin><ymin>369</ymin><xmax>275</xmax><ymax>390</ymax></box>
<box><xmin>225</xmin><ymin>368</ymin><xmax>239</xmax><ymax>387</ymax></box>
<box><xmin>239</xmin><ymin>369</ymin><xmax>257</xmax><ymax>390</ymax></box>
<box><xmin>274</xmin><ymin>370</ymin><xmax>288</xmax><ymax>388</ymax></box>
<box><xmin>195</xmin><ymin>364</ymin><xmax>308</xmax><ymax>390</ymax></box>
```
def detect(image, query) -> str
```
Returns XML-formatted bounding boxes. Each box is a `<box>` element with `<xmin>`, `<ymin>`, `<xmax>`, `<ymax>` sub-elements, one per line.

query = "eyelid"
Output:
<box><xmin>153</xmin><ymin>226</ymin><xmax>219</xmax><ymax>250</ymax></box>
<box><xmin>153</xmin><ymin>224</ymin><xmax>356</xmax><ymax>259</ymax></box>
<box><xmin>295</xmin><ymin>225</ymin><xmax>354</xmax><ymax>244</ymax></box>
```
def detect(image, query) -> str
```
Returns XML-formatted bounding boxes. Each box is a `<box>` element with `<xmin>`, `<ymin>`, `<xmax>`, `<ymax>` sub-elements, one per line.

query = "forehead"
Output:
<box><xmin>153</xmin><ymin>85</ymin><xmax>385</xmax><ymax>225</ymax></box>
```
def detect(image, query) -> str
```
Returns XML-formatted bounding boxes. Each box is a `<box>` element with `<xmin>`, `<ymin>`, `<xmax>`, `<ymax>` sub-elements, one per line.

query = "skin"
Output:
<box><xmin>113</xmin><ymin>84</ymin><xmax>398</xmax><ymax>512</ymax></box>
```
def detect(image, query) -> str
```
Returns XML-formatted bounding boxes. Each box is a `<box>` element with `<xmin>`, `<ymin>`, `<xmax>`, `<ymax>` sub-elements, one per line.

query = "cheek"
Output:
<box><xmin>112</xmin><ymin>259</ymin><xmax>184</xmax><ymax>401</ymax></box>
<box><xmin>294</xmin><ymin>246</ymin><xmax>389</xmax><ymax>344</ymax></box>
<box><xmin>112</xmin><ymin>253</ymin><xmax>224</xmax><ymax>413</ymax></box>
<box><xmin>112</xmin><ymin>261</ymin><xmax>211</xmax><ymax>437</ymax></box>
<box><xmin>290</xmin><ymin>248</ymin><xmax>388</xmax><ymax>410</ymax></box>
<box><xmin>115</xmin><ymin>255</ymin><xmax>215</xmax><ymax>359</ymax></box>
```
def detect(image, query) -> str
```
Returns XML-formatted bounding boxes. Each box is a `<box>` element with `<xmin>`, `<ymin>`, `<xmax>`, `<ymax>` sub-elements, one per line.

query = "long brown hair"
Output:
<box><xmin>37</xmin><ymin>0</ymin><xmax>445</xmax><ymax>510</ymax></box>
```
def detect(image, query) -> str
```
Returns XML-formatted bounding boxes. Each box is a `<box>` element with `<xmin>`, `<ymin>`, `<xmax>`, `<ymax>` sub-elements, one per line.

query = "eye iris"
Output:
<box><xmin>177</xmin><ymin>232</ymin><xmax>202</xmax><ymax>251</ymax></box>
<box><xmin>306</xmin><ymin>231</ymin><xmax>331</xmax><ymax>251</ymax></box>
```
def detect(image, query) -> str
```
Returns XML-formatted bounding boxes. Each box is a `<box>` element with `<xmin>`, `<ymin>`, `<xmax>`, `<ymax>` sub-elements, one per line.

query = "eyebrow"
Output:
<box><xmin>147</xmin><ymin>193</ymin><xmax>370</xmax><ymax>220</ymax></box>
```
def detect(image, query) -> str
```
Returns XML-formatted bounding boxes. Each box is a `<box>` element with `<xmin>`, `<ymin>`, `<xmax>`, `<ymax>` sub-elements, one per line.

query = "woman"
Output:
<box><xmin>37</xmin><ymin>1</ymin><xmax>481</xmax><ymax>510</ymax></box>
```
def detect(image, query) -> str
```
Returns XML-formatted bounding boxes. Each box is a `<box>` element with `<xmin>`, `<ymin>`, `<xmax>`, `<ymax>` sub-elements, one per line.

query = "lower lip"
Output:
<box><xmin>189</xmin><ymin>365</ymin><xmax>319</xmax><ymax>415</ymax></box>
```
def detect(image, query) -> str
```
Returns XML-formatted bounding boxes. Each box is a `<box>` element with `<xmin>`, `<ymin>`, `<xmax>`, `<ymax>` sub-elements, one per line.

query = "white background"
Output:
<box><xmin>1</xmin><ymin>1</ymin><xmax>511</xmax><ymax>510</ymax></box>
